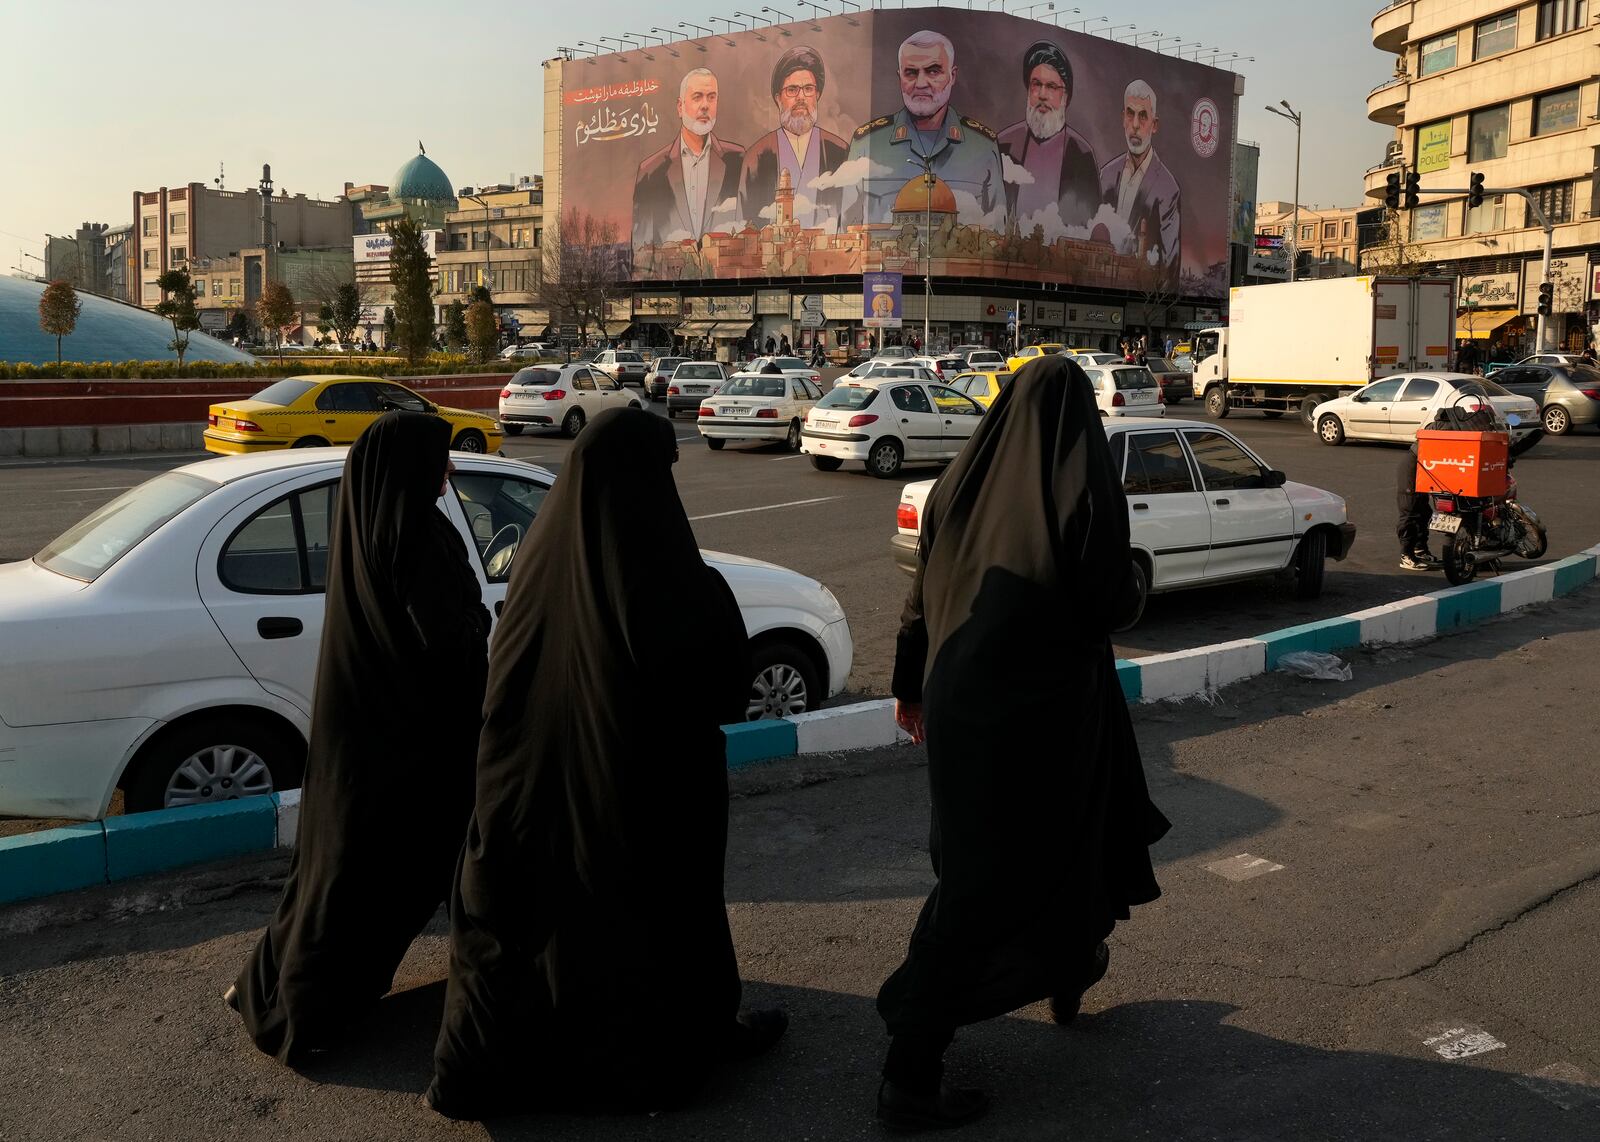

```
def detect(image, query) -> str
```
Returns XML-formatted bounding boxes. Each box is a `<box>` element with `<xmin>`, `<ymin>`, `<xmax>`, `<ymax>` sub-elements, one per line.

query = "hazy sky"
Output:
<box><xmin>1</xmin><ymin>0</ymin><xmax>1387</xmax><ymax>267</ymax></box>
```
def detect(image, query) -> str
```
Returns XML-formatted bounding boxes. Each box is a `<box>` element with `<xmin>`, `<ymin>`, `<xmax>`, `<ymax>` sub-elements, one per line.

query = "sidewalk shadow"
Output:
<box><xmin>291</xmin><ymin>986</ymin><xmax>1599</xmax><ymax>1140</ymax></box>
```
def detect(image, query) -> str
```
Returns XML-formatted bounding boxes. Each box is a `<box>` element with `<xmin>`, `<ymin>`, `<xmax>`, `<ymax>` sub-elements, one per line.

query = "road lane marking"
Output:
<box><xmin>1204</xmin><ymin>853</ymin><xmax>1285</xmax><ymax>881</ymax></box>
<box><xmin>767</xmin><ymin>453</ymin><xmax>811</xmax><ymax>461</ymax></box>
<box><xmin>1419</xmin><ymin>1024</ymin><xmax>1505</xmax><ymax>1061</ymax></box>
<box><xmin>1513</xmin><ymin>1063</ymin><xmax>1600</xmax><ymax>1110</ymax></box>
<box><xmin>688</xmin><ymin>496</ymin><xmax>840</xmax><ymax>522</ymax></box>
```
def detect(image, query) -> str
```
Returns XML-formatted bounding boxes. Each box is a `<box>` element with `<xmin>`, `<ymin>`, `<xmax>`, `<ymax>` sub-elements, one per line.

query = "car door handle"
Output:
<box><xmin>1214</xmin><ymin>498</ymin><xmax>1230</xmax><ymax>506</ymax></box>
<box><xmin>257</xmin><ymin>617</ymin><xmax>303</xmax><ymax>640</ymax></box>
<box><xmin>1132</xmin><ymin>502</ymin><xmax>1150</xmax><ymax>511</ymax></box>
<box><xmin>324</xmin><ymin>418</ymin><xmax>336</xmax><ymax>424</ymax></box>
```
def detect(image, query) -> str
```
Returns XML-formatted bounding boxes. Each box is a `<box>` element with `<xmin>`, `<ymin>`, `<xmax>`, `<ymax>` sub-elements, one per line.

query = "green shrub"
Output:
<box><xmin>0</xmin><ymin>355</ymin><xmax>516</xmax><ymax>381</ymax></box>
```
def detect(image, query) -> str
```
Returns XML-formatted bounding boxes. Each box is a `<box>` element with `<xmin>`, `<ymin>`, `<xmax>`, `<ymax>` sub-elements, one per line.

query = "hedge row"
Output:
<box><xmin>0</xmin><ymin>355</ymin><xmax>544</xmax><ymax>381</ymax></box>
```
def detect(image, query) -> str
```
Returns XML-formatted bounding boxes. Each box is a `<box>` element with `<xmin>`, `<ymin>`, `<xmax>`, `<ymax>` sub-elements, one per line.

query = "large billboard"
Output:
<box><xmin>552</xmin><ymin>7</ymin><xmax>1238</xmax><ymax>298</ymax></box>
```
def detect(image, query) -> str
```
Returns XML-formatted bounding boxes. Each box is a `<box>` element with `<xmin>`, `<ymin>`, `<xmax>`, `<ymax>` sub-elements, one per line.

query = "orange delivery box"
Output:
<box><xmin>1415</xmin><ymin>429</ymin><xmax>1509</xmax><ymax>498</ymax></box>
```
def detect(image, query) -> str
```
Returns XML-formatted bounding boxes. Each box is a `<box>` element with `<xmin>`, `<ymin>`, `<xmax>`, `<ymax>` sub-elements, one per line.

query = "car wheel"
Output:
<box><xmin>1543</xmin><ymin>404</ymin><xmax>1571</xmax><ymax>435</ymax></box>
<box><xmin>810</xmin><ymin>455</ymin><xmax>842</xmax><ymax>471</ymax></box>
<box><xmin>292</xmin><ymin>436</ymin><xmax>329</xmax><ymax>448</ymax></box>
<box><xmin>562</xmin><ymin>409</ymin><xmax>585</xmax><ymax>438</ymax></box>
<box><xmin>1205</xmin><ymin>385</ymin><xmax>1229</xmax><ymax>419</ymax></box>
<box><xmin>1114</xmin><ymin>558</ymin><xmax>1149</xmax><ymax>633</ymax></box>
<box><xmin>868</xmin><ymin>437</ymin><xmax>904</xmax><ymax>478</ymax></box>
<box><xmin>452</xmin><ymin>429</ymin><xmax>487</xmax><ymax>453</ymax></box>
<box><xmin>1300</xmin><ymin>396</ymin><xmax>1326</xmax><ymax>426</ymax></box>
<box><xmin>707</xmin><ymin>437</ymin><xmax>726</xmax><ymax>450</ymax></box>
<box><xmin>1294</xmin><ymin>529</ymin><xmax>1327</xmax><ymax>600</ymax></box>
<box><xmin>1261</xmin><ymin>409</ymin><xmax>1284</xmax><ymax>419</ymax></box>
<box><xmin>503</xmin><ymin>423</ymin><xmax>524</xmax><ymax>436</ymax></box>
<box><xmin>747</xmin><ymin>641</ymin><xmax>820</xmax><ymax>719</ymax></box>
<box><xmin>785</xmin><ymin>419</ymin><xmax>802</xmax><ymax>452</ymax></box>
<box><xmin>1442</xmin><ymin>529</ymin><xmax>1477</xmax><ymax>585</ymax></box>
<box><xmin>1317</xmin><ymin>414</ymin><xmax>1346</xmax><ymax>446</ymax></box>
<box><xmin>122</xmin><ymin>716</ymin><xmax>304</xmax><ymax>814</ymax></box>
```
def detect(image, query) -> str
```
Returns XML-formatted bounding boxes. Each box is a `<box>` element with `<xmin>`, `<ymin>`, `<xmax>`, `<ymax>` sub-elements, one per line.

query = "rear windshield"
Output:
<box><xmin>250</xmin><ymin>379</ymin><xmax>318</xmax><ymax>407</ymax></box>
<box><xmin>616</xmin><ymin>351</ymin><xmax>643</xmax><ymax>363</ymax></box>
<box><xmin>773</xmin><ymin>357</ymin><xmax>806</xmax><ymax>371</ymax></box>
<box><xmin>1459</xmin><ymin>378</ymin><xmax>1511</xmax><ymax>398</ymax></box>
<box><xmin>1107</xmin><ymin>368</ymin><xmax>1156</xmax><ymax>390</ymax></box>
<box><xmin>36</xmin><ymin>471</ymin><xmax>217</xmax><ymax>583</ymax></box>
<box><xmin>512</xmin><ymin>367</ymin><xmax>562</xmax><ymax>387</ymax></box>
<box><xmin>723</xmin><ymin>377</ymin><xmax>788</xmax><ymax>397</ymax></box>
<box><xmin>817</xmin><ymin>385</ymin><xmax>879</xmax><ymax>411</ymax></box>
<box><xmin>968</xmin><ymin>352</ymin><xmax>1003</xmax><ymax>364</ymax></box>
<box><xmin>652</xmin><ymin>358</ymin><xmax>687</xmax><ymax>371</ymax></box>
<box><xmin>675</xmin><ymin>364</ymin><xmax>723</xmax><ymax>379</ymax></box>
<box><xmin>1145</xmin><ymin>358</ymin><xmax>1175</xmax><ymax>371</ymax></box>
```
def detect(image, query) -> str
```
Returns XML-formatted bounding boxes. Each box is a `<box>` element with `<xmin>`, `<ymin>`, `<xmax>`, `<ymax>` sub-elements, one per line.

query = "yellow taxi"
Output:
<box><xmin>947</xmin><ymin>370</ymin><xmax>1012</xmax><ymax>408</ymax></box>
<box><xmin>205</xmin><ymin>376</ymin><xmax>503</xmax><ymax>456</ymax></box>
<box><xmin>1004</xmin><ymin>343</ymin><xmax>1065</xmax><ymax>374</ymax></box>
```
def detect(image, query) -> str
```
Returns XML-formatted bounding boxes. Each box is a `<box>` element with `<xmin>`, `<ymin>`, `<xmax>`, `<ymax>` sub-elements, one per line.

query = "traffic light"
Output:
<box><xmin>1384</xmin><ymin>172</ymin><xmax>1401</xmax><ymax>211</ymax></box>
<box><xmin>1538</xmin><ymin>280</ymin><xmax>1554</xmax><ymax>317</ymax></box>
<box><xmin>1403</xmin><ymin>170</ymin><xmax>1421</xmax><ymax>210</ymax></box>
<box><xmin>1468</xmin><ymin>172</ymin><xmax>1485</xmax><ymax>209</ymax></box>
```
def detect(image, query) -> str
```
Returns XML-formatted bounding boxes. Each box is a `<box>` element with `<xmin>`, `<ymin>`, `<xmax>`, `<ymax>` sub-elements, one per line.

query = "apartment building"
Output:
<box><xmin>1255</xmin><ymin>201</ymin><xmax>1365</xmax><ymax>278</ymax></box>
<box><xmin>434</xmin><ymin>179</ymin><xmax>545</xmax><ymax>339</ymax></box>
<box><xmin>1366</xmin><ymin>0</ymin><xmax>1597</xmax><ymax>352</ymax></box>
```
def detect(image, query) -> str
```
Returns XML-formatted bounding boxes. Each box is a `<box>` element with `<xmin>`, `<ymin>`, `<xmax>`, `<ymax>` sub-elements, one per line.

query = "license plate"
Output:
<box><xmin>721</xmin><ymin>407</ymin><xmax>740</xmax><ymax>416</ymax></box>
<box><xmin>1429</xmin><ymin>512</ymin><xmax>1462</xmax><ymax>534</ymax></box>
<box><xmin>684</xmin><ymin>386</ymin><xmax>705</xmax><ymax>394</ymax></box>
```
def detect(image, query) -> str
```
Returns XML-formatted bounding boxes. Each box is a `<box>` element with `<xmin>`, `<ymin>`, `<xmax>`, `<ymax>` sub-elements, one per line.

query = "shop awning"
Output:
<box><xmin>678</xmin><ymin>319</ymin><xmax>721</xmax><ymax>335</ymax></box>
<box><xmin>1455</xmin><ymin>307</ymin><xmax>1520</xmax><ymax>339</ymax></box>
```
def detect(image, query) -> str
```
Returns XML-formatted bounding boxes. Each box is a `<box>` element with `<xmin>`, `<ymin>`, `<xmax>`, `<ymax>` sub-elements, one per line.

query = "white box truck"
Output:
<box><xmin>1190</xmin><ymin>276</ymin><xmax>1456</xmax><ymax>422</ymax></box>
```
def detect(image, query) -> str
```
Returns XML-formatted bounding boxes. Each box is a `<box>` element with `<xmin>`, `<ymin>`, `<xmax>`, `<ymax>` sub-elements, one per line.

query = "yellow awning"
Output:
<box><xmin>1455</xmin><ymin>307</ymin><xmax>1520</xmax><ymax>339</ymax></box>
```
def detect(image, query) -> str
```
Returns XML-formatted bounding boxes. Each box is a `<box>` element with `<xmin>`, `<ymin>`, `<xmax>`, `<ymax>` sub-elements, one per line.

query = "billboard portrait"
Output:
<box><xmin>553</xmin><ymin>8</ymin><xmax>1238</xmax><ymax>297</ymax></box>
<box><xmin>863</xmin><ymin>271</ymin><xmax>903</xmax><ymax>327</ymax></box>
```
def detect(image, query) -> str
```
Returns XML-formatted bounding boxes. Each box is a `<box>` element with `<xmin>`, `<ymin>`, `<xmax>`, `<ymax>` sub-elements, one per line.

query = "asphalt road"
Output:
<box><xmin>3</xmin><ymin>397</ymin><xmax>1596</xmax><ymax>699</ymax></box>
<box><xmin>3</xmin><ymin>587</ymin><xmax>1598</xmax><ymax>1140</ymax></box>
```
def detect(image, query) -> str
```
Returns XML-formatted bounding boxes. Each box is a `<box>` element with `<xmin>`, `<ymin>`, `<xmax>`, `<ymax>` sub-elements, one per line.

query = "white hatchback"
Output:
<box><xmin>1081</xmin><ymin>364</ymin><xmax>1167</xmax><ymax>418</ymax></box>
<box><xmin>891</xmin><ymin>417</ymin><xmax>1357</xmax><ymax>628</ymax></box>
<box><xmin>698</xmin><ymin>373</ymin><xmax>822</xmax><ymax>452</ymax></box>
<box><xmin>802</xmin><ymin>378</ymin><xmax>985</xmax><ymax>478</ymax></box>
<box><xmin>1311</xmin><ymin>373</ymin><xmax>1540</xmax><ymax>446</ymax></box>
<box><xmin>0</xmin><ymin>451</ymin><xmax>853</xmax><ymax>819</ymax></box>
<box><xmin>498</xmin><ymin>362</ymin><xmax>648</xmax><ymax>437</ymax></box>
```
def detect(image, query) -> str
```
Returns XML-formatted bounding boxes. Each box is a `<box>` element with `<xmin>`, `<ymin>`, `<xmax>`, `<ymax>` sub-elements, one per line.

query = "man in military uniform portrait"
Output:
<box><xmin>997</xmin><ymin>40</ymin><xmax>1100</xmax><ymax>231</ymax></box>
<box><xmin>738</xmin><ymin>45</ymin><xmax>850</xmax><ymax>229</ymax></box>
<box><xmin>843</xmin><ymin>29</ymin><xmax>1005</xmax><ymax>228</ymax></box>
<box><xmin>1099</xmin><ymin>79</ymin><xmax>1182</xmax><ymax>290</ymax></box>
<box><xmin>632</xmin><ymin>68</ymin><xmax>745</xmax><ymax>250</ymax></box>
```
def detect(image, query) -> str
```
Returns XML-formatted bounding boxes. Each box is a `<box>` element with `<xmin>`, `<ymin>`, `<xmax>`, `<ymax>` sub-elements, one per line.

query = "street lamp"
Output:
<box><xmin>1067</xmin><ymin>15</ymin><xmax>1106</xmax><ymax>30</ymax></box>
<box><xmin>1046</xmin><ymin>6</ymin><xmax>1081</xmax><ymax>25</ymax></box>
<box><xmin>1136</xmin><ymin>30</ymin><xmax>1162</xmax><ymax>45</ymax></box>
<box><xmin>798</xmin><ymin>0</ymin><xmax>829</xmax><ymax>21</ymax></box>
<box><xmin>1018</xmin><ymin>1</ymin><xmax>1055</xmax><ymax>16</ymax></box>
<box><xmin>761</xmin><ymin>5</ymin><xmax>792</xmax><ymax>22</ymax></box>
<box><xmin>1265</xmin><ymin>101</ymin><xmax>1303</xmax><ymax>283</ymax></box>
<box><xmin>678</xmin><ymin>21</ymin><xmax>712</xmax><ymax>37</ymax></box>
<box><xmin>632</xmin><ymin>30</ymin><xmax>663</xmax><ymax>45</ymax></box>
<box><xmin>599</xmin><ymin>36</ymin><xmax>629</xmax><ymax>52</ymax></box>
<box><xmin>460</xmin><ymin>191</ymin><xmax>495</xmax><ymax>301</ymax></box>
<box><xmin>1104</xmin><ymin>23</ymin><xmax>1136</xmax><ymax>40</ymax></box>
<box><xmin>649</xmin><ymin>26</ymin><xmax>681</xmax><ymax>41</ymax></box>
<box><xmin>576</xmin><ymin>39</ymin><xmax>607</xmax><ymax>55</ymax></box>
<box><xmin>733</xmin><ymin>10</ymin><xmax>768</xmax><ymax>27</ymax></box>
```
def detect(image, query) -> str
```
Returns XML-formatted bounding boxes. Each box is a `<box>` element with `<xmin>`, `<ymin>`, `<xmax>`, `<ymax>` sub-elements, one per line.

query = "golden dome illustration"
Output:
<box><xmin>892</xmin><ymin>173</ymin><xmax>958</xmax><ymax>216</ymax></box>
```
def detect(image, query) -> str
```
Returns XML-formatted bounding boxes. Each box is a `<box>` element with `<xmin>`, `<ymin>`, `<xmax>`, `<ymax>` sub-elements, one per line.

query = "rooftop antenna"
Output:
<box><xmin>214</xmin><ymin>161</ymin><xmax>225</xmax><ymax>191</ymax></box>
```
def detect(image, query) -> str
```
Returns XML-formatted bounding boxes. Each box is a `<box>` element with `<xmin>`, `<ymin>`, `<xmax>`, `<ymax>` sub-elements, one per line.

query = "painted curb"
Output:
<box><xmin>4</xmin><ymin>545</ymin><xmax>1597</xmax><ymax>908</ymax></box>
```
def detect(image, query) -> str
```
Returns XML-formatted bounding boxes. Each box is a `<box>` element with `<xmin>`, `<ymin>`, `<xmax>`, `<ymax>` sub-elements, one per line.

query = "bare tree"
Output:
<box><xmin>1358</xmin><ymin>208</ymin><xmax>1434</xmax><ymax>277</ymax></box>
<box><xmin>537</xmin><ymin>208</ymin><xmax>628</xmax><ymax>346</ymax></box>
<box><xmin>256</xmin><ymin>281</ymin><xmax>298</xmax><ymax>365</ymax></box>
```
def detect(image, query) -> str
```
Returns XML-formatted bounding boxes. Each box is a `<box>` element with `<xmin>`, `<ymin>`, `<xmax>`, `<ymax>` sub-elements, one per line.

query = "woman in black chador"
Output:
<box><xmin>878</xmin><ymin>356</ymin><xmax>1171</xmax><ymax>1130</ymax></box>
<box><xmin>425</xmin><ymin>407</ymin><xmax>785</xmax><ymax>1121</ymax></box>
<box><xmin>229</xmin><ymin>411</ymin><xmax>491</xmax><ymax>1063</ymax></box>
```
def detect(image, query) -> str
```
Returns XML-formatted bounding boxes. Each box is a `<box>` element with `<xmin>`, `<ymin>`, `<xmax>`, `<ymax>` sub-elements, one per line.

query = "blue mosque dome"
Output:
<box><xmin>0</xmin><ymin>276</ymin><xmax>256</xmax><ymax>365</ymax></box>
<box><xmin>390</xmin><ymin>148</ymin><xmax>455</xmax><ymax>203</ymax></box>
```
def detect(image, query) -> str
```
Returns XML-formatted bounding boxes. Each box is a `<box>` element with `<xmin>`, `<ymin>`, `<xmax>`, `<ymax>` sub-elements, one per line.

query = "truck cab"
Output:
<box><xmin>1190</xmin><ymin>327</ymin><xmax>1227</xmax><ymax>399</ymax></box>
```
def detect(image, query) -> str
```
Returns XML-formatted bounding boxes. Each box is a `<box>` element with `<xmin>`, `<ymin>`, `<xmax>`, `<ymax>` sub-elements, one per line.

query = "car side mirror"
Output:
<box><xmin>1353</xmin><ymin>395</ymin><xmax>1369</xmax><ymax>403</ymax></box>
<box><xmin>1262</xmin><ymin>469</ymin><xmax>1288</xmax><ymax>488</ymax></box>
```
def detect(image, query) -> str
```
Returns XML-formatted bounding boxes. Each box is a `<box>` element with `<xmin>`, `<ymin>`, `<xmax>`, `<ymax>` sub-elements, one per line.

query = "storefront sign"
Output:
<box><xmin>1459</xmin><ymin>272</ymin><xmax>1517</xmax><ymax>309</ymax></box>
<box><xmin>634</xmin><ymin>293</ymin><xmax>681</xmax><ymax>317</ymax></box>
<box><xmin>1061</xmin><ymin>305</ymin><xmax>1124</xmax><ymax>329</ymax></box>
<box><xmin>354</xmin><ymin>230</ymin><xmax>438</xmax><ymax>261</ymax></box>
<box><xmin>1032</xmin><ymin>301</ymin><xmax>1065</xmax><ymax>324</ymax></box>
<box><xmin>1417</xmin><ymin>120</ymin><xmax>1453</xmax><ymax>174</ymax></box>
<box><xmin>687</xmin><ymin>295</ymin><xmax>755</xmax><ymax>319</ymax></box>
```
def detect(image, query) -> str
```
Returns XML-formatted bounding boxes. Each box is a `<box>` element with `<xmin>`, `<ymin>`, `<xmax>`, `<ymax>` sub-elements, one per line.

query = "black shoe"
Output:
<box><xmin>223</xmin><ymin>984</ymin><xmax>240</xmax><ymax>1013</ymax></box>
<box><xmin>722</xmin><ymin>1007</ymin><xmax>788</xmax><ymax>1060</ymax></box>
<box><xmin>1049</xmin><ymin>941</ymin><xmax>1110</xmax><ymax>1026</ymax></box>
<box><xmin>877</xmin><ymin>1079</ymin><xmax>989</xmax><ymax>1131</ymax></box>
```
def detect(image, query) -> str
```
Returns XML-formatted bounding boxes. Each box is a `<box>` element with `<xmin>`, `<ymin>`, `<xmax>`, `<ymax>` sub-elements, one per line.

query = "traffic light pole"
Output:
<box><xmin>1401</xmin><ymin>184</ymin><xmax>1555</xmax><ymax>351</ymax></box>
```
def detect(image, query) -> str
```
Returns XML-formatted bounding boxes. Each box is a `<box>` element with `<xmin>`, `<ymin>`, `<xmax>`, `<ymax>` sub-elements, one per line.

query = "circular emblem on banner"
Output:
<box><xmin>986</xmin><ymin>304</ymin><xmax>996</xmax><ymax>316</ymax></box>
<box><xmin>1191</xmin><ymin>98</ymin><xmax>1220</xmax><ymax>158</ymax></box>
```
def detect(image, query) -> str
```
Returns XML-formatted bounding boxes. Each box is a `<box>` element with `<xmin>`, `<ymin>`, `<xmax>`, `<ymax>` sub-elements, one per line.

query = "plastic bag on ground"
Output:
<box><xmin>1277</xmin><ymin>651</ymin><xmax>1353</xmax><ymax>682</ymax></box>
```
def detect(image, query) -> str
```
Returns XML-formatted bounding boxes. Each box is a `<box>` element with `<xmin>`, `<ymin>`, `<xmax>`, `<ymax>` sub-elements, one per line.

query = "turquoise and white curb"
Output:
<box><xmin>3</xmin><ymin>544</ymin><xmax>1596</xmax><ymax>908</ymax></box>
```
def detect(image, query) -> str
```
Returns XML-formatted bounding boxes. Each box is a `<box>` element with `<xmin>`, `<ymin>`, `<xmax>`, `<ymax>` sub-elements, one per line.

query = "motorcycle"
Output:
<box><xmin>1425</xmin><ymin>412</ymin><xmax>1548</xmax><ymax>585</ymax></box>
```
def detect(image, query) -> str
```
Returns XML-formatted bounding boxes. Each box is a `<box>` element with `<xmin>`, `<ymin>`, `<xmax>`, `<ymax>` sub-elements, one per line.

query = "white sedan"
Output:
<box><xmin>698</xmin><ymin>373</ymin><xmax>822</xmax><ymax>451</ymax></box>
<box><xmin>0</xmin><ymin>450</ymin><xmax>853</xmax><ymax>819</ymax></box>
<box><xmin>1312</xmin><ymin>373</ymin><xmax>1539</xmax><ymax>446</ymax></box>
<box><xmin>1081</xmin><ymin>364</ymin><xmax>1166</xmax><ymax>418</ymax></box>
<box><xmin>802</xmin><ymin>377</ymin><xmax>985</xmax><ymax>478</ymax></box>
<box><xmin>497</xmin><ymin>362</ymin><xmax>647</xmax><ymax>437</ymax></box>
<box><xmin>891</xmin><ymin>417</ymin><xmax>1357</xmax><ymax>628</ymax></box>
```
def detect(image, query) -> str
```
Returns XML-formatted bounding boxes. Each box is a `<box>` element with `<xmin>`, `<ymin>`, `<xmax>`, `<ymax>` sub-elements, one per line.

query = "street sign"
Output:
<box><xmin>799</xmin><ymin>311</ymin><xmax>825</xmax><ymax>328</ymax></box>
<box><xmin>559</xmin><ymin>324</ymin><xmax>578</xmax><ymax>337</ymax></box>
<box><xmin>1246</xmin><ymin>252</ymin><xmax>1289</xmax><ymax>281</ymax></box>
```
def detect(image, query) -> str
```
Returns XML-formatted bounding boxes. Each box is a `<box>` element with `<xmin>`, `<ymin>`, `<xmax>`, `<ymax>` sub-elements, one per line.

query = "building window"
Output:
<box><xmin>1343</xmin><ymin>220</ymin><xmax>1353</xmax><ymax>238</ymax></box>
<box><xmin>1299</xmin><ymin>224</ymin><xmax>1314</xmax><ymax>241</ymax></box>
<box><xmin>169</xmin><ymin>246</ymin><xmax>186</xmax><ymax>266</ymax></box>
<box><xmin>213</xmin><ymin>279</ymin><xmax>223</xmax><ymax>296</ymax></box>
<box><xmin>144</xmin><ymin>285</ymin><xmax>162</xmax><ymax>304</ymax></box>
<box><xmin>1419</xmin><ymin>31</ymin><xmax>1457</xmax><ymax>75</ymax></box>
<box><xmin>1412</xmin><ymin>202</ymin><xmax>1448</xmax><ymax>241</ymax></box>
<box><xmin>1466</xmin><ymin>193</ymin><xmax>1506</xmax><ymax>235</ymax></box>
<box><xmin>143</xmin><ymin>249</ymin><xmax>158</xmax><ymax>269</ymax></box>
<box><xmin>1532</xmin><ymin>182</ymin><xmax>1575</xmax><ymax>224</ymax></box>
<box><xmin>1322</xmin><ymin>221</ymin><xmax>1338</xmax><ymax>240</ymax></box>
<box><xmin>142</xmin><ymin>216</ymin><xmax>158</xmax><ymax>237</ymax></box>
<box><xmin>1534</xmin><ymin>87</ymin><xmax>1581</xmax><ymax>136</ymax></box>
<box><xmin>1538</xmin><ymin>0</ymin><xmax>1586</xmax><ymax>39</ymax></box>
<box><xmin>168</xmin><ymin>212</ymin><xmax>187</xmax><ymax>235</ymax></box>
<box><xmin>229</xmin><ymin>279</ymin><xmax>241</xmax><ymax>297</ymax></box>
<box><xmin>192</xmin><ymin>278</ymin><xmax>205</xmax><ymax>295</ymax></box>
<box><xmin>1342</xmin><ymin>247</ymin><xmax>1352</xmax><ymax>262</ymax></box>
<box><xmin>1469</xmin><ymin>105</ymin><xmax>1510</xmax><ymax>162</ymax></box>
<box><xmin>533</xmin><ymin>227</ymin><xmax>542</xmax><ymax>247</ymax></box>
<box><xmin>1474</xmin><ymin>13</ymin><xmax>1517</xmax><ymax>59</ymax></box>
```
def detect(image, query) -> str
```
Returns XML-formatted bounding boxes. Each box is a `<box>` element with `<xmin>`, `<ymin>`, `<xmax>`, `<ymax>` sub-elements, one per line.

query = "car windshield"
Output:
<box><xmin>722</xmin><ymin>377</ymin><xmax>788</xmax><ymax>397</ymax></box>
<box><xmin>513</xmin><ymin>368</ymin><xmax>562</xmax><ymax>387</ymax></box>
<box><xmin>676</xmin><ymin>364</ymin><xmax>722</xmax><ymax>379</ymax></box>
<box><xmin>1107</xmin><ymin>367</ymin><xmax>1156</xmax><ymax>389</ymax></box>
<box><xmin>817</xmin><ymin>385</ymin><xmax>878</xmax><ymax>410</ymax></box>
<box><xmin>35</xmin><ymin>471</ymin><xmax>218</xmax><ymax>583</ymax></box>
<box><xmin>250</xmin><ymin>379</ymin><xmax>318</xmax><ymax>407</ymax></box>
<box><xmin>653</xmin><ymin>358</ymin><xmax>686</xmax><ymax>372</ymax></box>
<box><xmin>1145</xmin><ymin>358</ymin><xmax>1175</xmax><ymax>371</ymax></box>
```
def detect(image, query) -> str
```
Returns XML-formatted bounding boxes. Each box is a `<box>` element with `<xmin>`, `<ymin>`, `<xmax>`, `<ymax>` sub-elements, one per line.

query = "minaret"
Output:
<box><xmin>775</xmin><ymin>168</ymin><xmax>795</xmax><ymax>227</ymax></box>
